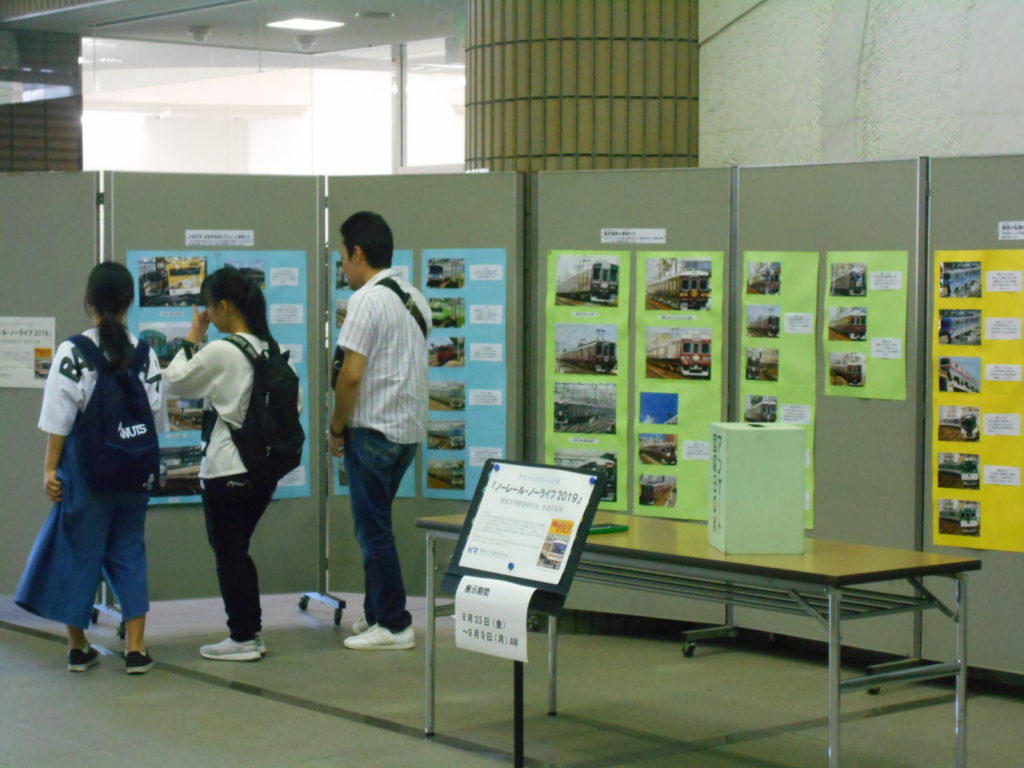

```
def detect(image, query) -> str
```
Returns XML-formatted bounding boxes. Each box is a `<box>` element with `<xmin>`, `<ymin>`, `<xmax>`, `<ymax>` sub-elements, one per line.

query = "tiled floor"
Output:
<box><xmin>2</xmin><ymin>593</ymin><xmax>1021</xmax><ymax>767</ymax></box>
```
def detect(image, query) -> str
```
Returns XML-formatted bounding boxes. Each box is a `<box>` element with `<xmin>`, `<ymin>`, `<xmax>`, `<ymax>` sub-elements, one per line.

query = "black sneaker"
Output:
<box><xmin>68</xmin><ymin>645</ymin><xmax>99</xmax><ymax>672</ymax></box>
<box><xmin>124</xmin><ymin>650</ymin><xmax>155</xmax><ymax>675</ymax></box>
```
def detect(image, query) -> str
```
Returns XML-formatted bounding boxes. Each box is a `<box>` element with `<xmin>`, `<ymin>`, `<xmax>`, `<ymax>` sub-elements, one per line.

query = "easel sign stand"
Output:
<box><xmin>441</xmin><ymin>459</ymin><xmax>606</xmax><ymax>768</ymax></box>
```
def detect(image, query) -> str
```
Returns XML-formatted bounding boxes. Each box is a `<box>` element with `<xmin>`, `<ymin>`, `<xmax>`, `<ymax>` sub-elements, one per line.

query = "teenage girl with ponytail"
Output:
<box><xmin>16</xmin><ymin>262</ymin><xmax>166</xmax><ymax>674</ymax></box>
<box><xmin>163</xmin><ymin>266</ymin><xmax>296</xmax><ymax>661</ymax></box>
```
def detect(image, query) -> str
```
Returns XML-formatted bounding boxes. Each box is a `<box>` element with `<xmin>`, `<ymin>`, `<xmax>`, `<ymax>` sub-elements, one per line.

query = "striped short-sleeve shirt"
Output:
<box><xmin>336</xmin><ymin>268</ymin><xmax>431</xmax><ymax>444</ymax></box>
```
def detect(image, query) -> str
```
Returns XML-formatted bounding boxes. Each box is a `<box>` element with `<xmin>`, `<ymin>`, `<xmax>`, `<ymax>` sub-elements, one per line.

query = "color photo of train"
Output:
<box><xmin>139</xmin><ymin>255</ymin><xmax>208</xmax><ymax>307</ymax></box>
<box><xmin>555</xmin><ymin>323</ymin><xmax>617</xmax><ymax>374</ymax></box>
<box><xmin>427</xmin><ymin>459</ymin><xmax>465</xmax><ymax>490</ymax></box>
<box><xmin>938</xmin><ymin>357</ymin><xmax>981</xmax><ymax>394</ymax></box>
<box><xmin>645</xmin><ymin>258</ymin><xmax>712</xmax><ymax>310</ymax></box>
<box><xmin>167</xmin><ymin>397</ymin><xmax>203</xmax><ymax>431</ymax></box>
<box><xmin>744</xmin><ymin>395</ymin><xmax>777</xmax><ymax>423</ymax></box>
<box><xmin>937</xmin><ymin>452</ymin><xmax>980</xmax><ymax>489</ymax></box>
<box><xmin>554</xmin><ymin>450</ymin><xmax>617</xmax><ymax>502</ymax></box>
<box><xmin>429</xmin><ymin>381</ymin><xmax>465</xmax><ymax>410</ymax></box>
<box><xmin>746</xmin><ymin>261</ymin><xmax>781</xmax><ymax>295</ymax></box>
<box><xmin>139</xmin><ymin>323</ymin><xmax>195</xmax><ymax>368</ymax></box>
<box><xmin>939</xmin><ymin>309</ymin><xmax>982</xmax><ymax>345</ymax></box>
<box><xmin>938</xmin><ymin>499</ymin><xmax>980</xmax><ymax>536</ymax></box>
<box><xmin>225</xmin><ymin>261</ymin><xmax>266</xmax><ymax>290</ymax></box>
<box><xmin>428</xmin><ymin>336</ymin><xmax>465</xmax><ymax>367</ymax></box>
<box><xmin>939</xmin><ymin>262</ymin><xmax>982</xmax><ymax>298</ymax></box>
<box><xmin>639</xmin><ymin>474</ymin><xmax>676</xmax><ymax>506</ymax></box>
<box><xmin>426</xmin><ymin>258</ymin><xmax>465</xmax><ymax>289</ymax></box>
<box><xmin>745</xmin><ymin>347</ymin><xmax>779</xmax><ymax>381</ymax></box>
<box><xmin>555</xmin><ymin>255</ymin><xmax>620</xmax><ymax>306</ymax></box>
<box><xmin>829</xmin><ymin>352</ymin><xmax>865</xmax><ymax>387</ymax></box>
<box><xmin>639</xmin><ymin>434</ymin><xmax>677</xmax><ymax>465</ymax></box>
<box><xmin>553</xmin><ymin>382</ymin><xmax>616</xmax><ymax>433</ymax></box>
<box><xmin>938</xmin><ymin>406</ymin><xmax>980</xmax><ymax>442</ymax></box>
<box><xmin>153</xmin><ymin>445</ymin><xmax>202</xmax><ymax>496</ymax></box>
<box><xmin>429</xmin><ymin>298</ymin><xmax>465</xmax><ymax>328</ymax></box>
<box><xmin>427</xmin><ymin>420</ymin><xmax>465</xmax><ymax>450</ymax></box>
<box><xmin>645</xmin><ymin>327</ymin><xmax>712</xmax><ymax>379</ymax></box>
<box><xmin>746</xmin><ymin>305</ymin><xmax>780</xmax><ymax>338</ymax></box>
<box><xmin>829</xmin><ymin>263</ymin><xmax>867</xmax><ymax>297</ymax></box>
<box><xmin>828</xmin><ymin>306</ymin><xmax>867</xmax><ymax>341</ymax></box>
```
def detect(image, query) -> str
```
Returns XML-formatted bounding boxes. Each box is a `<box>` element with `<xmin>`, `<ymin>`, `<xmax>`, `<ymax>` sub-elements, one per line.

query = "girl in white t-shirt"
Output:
<box><xmin>16</xmin><ymin>262</ymin><xmax>165</xmax><ymax>675</ymax></box>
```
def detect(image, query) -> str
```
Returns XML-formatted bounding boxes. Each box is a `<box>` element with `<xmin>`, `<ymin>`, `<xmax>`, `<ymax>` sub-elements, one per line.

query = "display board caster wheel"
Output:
<box><xmin>117</xmin><ymin>621</ymin><xmax>126</xmax><ymax>640</ymax></box>
<box><xmin>682</xmin><ymin>642</ymin><xmax>696</xmax><ymax>658</ymax></box>
<box><xmin>334</xmin><ymin>608</ymin><xmax>343</xmax><ymax>626</ymax></box>
<box><xmin>298</xmin><ymin>595</ymin><xmax>310</xmax><ymax>611</ymax></box>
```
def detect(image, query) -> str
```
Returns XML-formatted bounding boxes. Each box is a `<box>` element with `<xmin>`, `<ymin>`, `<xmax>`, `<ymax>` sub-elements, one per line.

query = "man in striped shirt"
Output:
<box><xmin>329</xmin><ymin>211</ymin><xmax>430</xmax><ymax>651</ymax></box>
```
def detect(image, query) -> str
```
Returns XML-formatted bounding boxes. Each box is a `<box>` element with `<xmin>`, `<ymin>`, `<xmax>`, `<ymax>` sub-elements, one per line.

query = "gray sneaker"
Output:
<box><xmin>254</xmin><ymin>632</ymin><xmax>267</xmax><ymax>656</ymax></box>
<box><xmin>199</xmin><ymin>637</ymin><xmax>261</xmax><ymax>661</ymax></box>
<box><xmin>351</xmin><ymin>616</ymin><xmax>370</xmax><ymax>636</ymax></box>
<box><xmin>343</xmin><ymin>624</ymin><xmax>415</xmax><ymax>651</ymax></box>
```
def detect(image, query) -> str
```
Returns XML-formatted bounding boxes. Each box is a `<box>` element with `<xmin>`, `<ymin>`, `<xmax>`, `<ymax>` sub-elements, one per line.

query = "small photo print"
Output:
<box><xmin>555</xmin><ymin>254</ymin><xmax>620</xmax><ymax>307</ymax></box>
<box><xmin>139</xmin><ymin>256</ymin><xmax>208</xmax><ymax>307</ymax></box>
<box><xmin>745</xmin><ymin>347</ymin><xmax>779</xmax><ymax>382</ymax></box>
<box><xmin>939</xmin><ymin>262</ymin><xmax>982</xmax><ymax>298</ymax></box>
<box><xmin>939</xmin><ymin>309</ymin><xmax>982</xmax><ymax>346</ymax></box>
<box><xmin>429</xmin><ymin>380</ymin><xmax>465</xmax><ymax>411</ymax></box>
<box><xmin>224</xmin><ymin>260</ymin><xmax>266</xmax><ymax>290</ymax></box>
<box><xmin>167</xmin><ymin>397</ymin><xmax>203</xmax><ymax>431</ymax></box>
<box><xmin>639</xmin><ymin>391</ymin><xmax>679</xmax><ymax>425</ymax></box>
<box><xmin>639</xmin><ymin>474</ymin><xmax>676</xmax><ymax>507</ymax></box>
<box><xmin>937</xmin><ymin>452</ymin><xmax>980</xmax><ymax>490</ymax></box>
<box><xmin>746</xmin><ymin>305</ymin><xmax>780</xmax><ymax>338</ymax></box>
<box><xmin>537</xmin><ymin>519</ymin><xmax>575</xmax><ymax>570</ymax></box>
<box><xmin>938</xmin><ymin>499</ymin><xmax>980</xmax><ymax>537</ymax></box>
<box><xmin>828</xmin><ymin>352</ymin><xmax>866</xmax><ymax>387</ymax></box>
<box><xmin>153</xmin><ymin>445</ymin><xmax>202</xmax><ymax>496</ymax></box>
<box><xmin>554</xmin><ymin>449</ymin><xmax>617</xmax><ymax>502</ymax></box>
<box><xmin>938</xmin><ymin>356</ymin><xmax>981</xmax><ymax>394</ymax></box>
<box><xmin>828</xmin><ymin>307</ymin><xmax>867</xmax><ymax>341</ymax></box>
<box><xmin>554</xmin><ymin>381</ymin><xmax>616</xmax><ymax>434</ymax></box>
<box><xmin>830</xmin><ymin>263</ymin><xmax>867</xmax><ymax>297</ymax></box>
<box><xmin>746</xmin><ymin>261</ymin><xmax>781</xmax><ymax>295</ymax></box>
<box><xmin>555</xmin><ymin>323</ymin><xmax>617</xmax><ymax>375</ymax></box>
<box><xmin>335</xmin><ymin>257</ymin><xmax>350</xmax><ymax>289</ymax></box>
<box><xmin>429</xmin><ymin>297</ymin><xmax>465</xmax><ymax>328</ymax></box>
<box><xmin>427</xmin><ymin>420</ymin><xmax>466</xmax><ymax>450</ymax></box>
<box><xmin>139</xmin><ymin>322</ymin><xmax>198</xmax><ymax>369</ymax></box>
<box><xmin>429</xmin><ymin>336</ymin><xmax>465</xmax><ymax>367</ymax></box>
<box><xmin>639</xmin><ymin>433</ymin><xmax>677</xmax><ymax>466</ymax></box>
<box><xmin>33</xmin><ymin>347</ymin><xmax>52</xmax><ymax>379</ymax></box>
<box><xmin>335</xmin><ymin>298</ymin><xmax>348</xmax><ymax>329</ymax></box>
<box><xmin>744</xmin><ymin>395</ymin><xmax>778</xmax><ymax>423</ymax></box>
<box><xmin>427</xmin><ymin>459</ymin><xmax>465</xmax><ymax>490</ymax></box>
<box><xmin>426</xmin><ymin>258</ymin><xmax>466</xmax><ymax>289</ymax></box>
<box><xmin>646</xmin><ymin>258</ymin><xmax>712</xmax><ymax>311</ymax></box>
<box><xmin>938</xmin><ymin>405</ymin><xmax>980</xmax><ymax>442</ymax></box>
<box><xmin>645</xmin><ymin>327</ymin><xmax>712</xmax><ymax>380</ymax></box>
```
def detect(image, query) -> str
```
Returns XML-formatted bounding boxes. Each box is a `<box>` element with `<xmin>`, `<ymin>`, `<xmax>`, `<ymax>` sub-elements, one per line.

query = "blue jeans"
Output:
<box><xmin>344</xmin><ymin>428</ymin><xmax>417</xmax><ymax>632</ymax></box>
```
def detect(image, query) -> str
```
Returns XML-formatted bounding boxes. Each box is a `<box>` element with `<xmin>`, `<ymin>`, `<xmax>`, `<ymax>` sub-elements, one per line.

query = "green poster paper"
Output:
<box><xmin>545</xmin><ymin>250</ymin><xmax>631</xmax><ymax>510</ymax></box>
<box><xmin>739</xmin><ymin>252</ymin><xmax>819</xmax><ymax>527</ymax></box>
<box><xmin>822</xmin><ymin>251</ymin><xmax>908</xmax><ymax>401</ymax></box>
<box><xmin>633</xmin><ymin>252</ymin><xmax>725</xmax><ymax>520</ymax></box>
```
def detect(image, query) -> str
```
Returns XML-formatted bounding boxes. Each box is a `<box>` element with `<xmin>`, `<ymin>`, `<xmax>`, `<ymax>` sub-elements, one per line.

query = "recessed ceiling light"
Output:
<box><xmin>355</xmin><ymin>11</ymin><xmax>395</xmax><ymax>19</ymax></box>
<box><xmin>267</xmin><ymin>18</ymin><xmax>344</xmax><ymax>31</ymax></box>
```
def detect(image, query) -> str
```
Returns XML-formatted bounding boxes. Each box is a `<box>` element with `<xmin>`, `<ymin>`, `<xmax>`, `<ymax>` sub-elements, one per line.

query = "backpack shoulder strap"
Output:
<box><xmin>69</xmin><ymin>334</ymin><xmax>107</xmax><ymax>369</ymax></box>
<box><xmin>378</xmin><ymin>277</ymin><xmax>429</xmax><ymax>339</ymax></box>
<box><xmin>223</xmin><ymin>334</ymin><xmax>260</xmax><ymax>364</ymax></box>
<box><xmin>131</xmin><ymin>338</ymin><xmax>151</xmax><ymax>370</ymax></box>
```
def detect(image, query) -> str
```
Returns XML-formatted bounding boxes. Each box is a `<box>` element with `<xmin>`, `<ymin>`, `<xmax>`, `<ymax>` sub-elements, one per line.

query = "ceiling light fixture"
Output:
<box><xmin>355</xmin><ymin>11</ymin><xmax>395</xmax><ymax>19</ymax></box>
<box><xmin>267</xmin><ymin>18</ymin><xmax>344</xmax><ymax>31</ymax></box>
<box><xmin>187</xmin><ymin>25</ymin><xmax>211</xmax><ymax>42</ymax></box>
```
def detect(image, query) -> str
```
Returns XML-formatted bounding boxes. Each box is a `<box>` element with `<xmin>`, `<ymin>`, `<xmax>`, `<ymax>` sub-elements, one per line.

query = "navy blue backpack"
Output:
<box><xmin>69</xmin><ymin>335</ymin><xmax>160</xmax><ymax>494</ymax></box>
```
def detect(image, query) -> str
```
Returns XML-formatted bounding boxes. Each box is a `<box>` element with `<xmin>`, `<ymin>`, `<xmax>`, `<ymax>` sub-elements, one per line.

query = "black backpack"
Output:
<box><xmin>69</xmin><ymin>335</ymin><xmax>160</xmax><ymax>494</ymax></box>
<box><xmin>213</xmin><ymin>335</ymin><xmax>304</xmax><ymax>486</ymax></box>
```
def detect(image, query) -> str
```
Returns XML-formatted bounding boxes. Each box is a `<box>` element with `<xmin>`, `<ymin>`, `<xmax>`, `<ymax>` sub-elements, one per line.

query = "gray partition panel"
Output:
<box><xmin>106</xmin><ymin>172</ymin><xmax>322</xmax><ymax>600</ymax></box>
<box><xmin>733</xmin><ymin>160</ymin><xmax>927</xmax><ymax>654</ymax></box>
<box><xmin>925</xmin><ymin>155</ymin><xmax>1024</xmax><ymax>676</ymax></box>
<box><xmin>325</xmin><ymin>173</ymin><xmax>523</xmax><ymax>598</ymax></box>
<box><xmin>0</xmin><ymin>172</ymin><xmax>99</xmax><ymax>593</ymax></box>
<box><xmin>535</xmin><ymin>167</ymin><xmax>731</xmax><ymax>621</ymax></box>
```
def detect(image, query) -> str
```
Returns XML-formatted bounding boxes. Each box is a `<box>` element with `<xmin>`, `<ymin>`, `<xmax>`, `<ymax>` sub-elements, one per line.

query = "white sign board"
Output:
<box><xmin>600</xmin><ymin>227</ymin><xmax>666</xmax><ymax>244</ymax></box>
<box><xmin>455</xmin><ymin>575</ymin><xmax>534</xmax><ymax>662</ymax></box>
<box><xmin>185</xmin><ymin>229</ymin><xmax>254</xmax><ymax>247</ymax></box>
<box><xmin>0</xmin><ymin>316</ymin><xmax>55</xmax><ymax>389</ymax></box>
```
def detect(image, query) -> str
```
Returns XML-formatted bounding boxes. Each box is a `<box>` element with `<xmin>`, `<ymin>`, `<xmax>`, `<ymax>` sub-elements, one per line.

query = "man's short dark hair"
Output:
<box><xmin>340</xmin><ymin>211</ymin><xmax>393</xmax><ymax>269</ymax></box>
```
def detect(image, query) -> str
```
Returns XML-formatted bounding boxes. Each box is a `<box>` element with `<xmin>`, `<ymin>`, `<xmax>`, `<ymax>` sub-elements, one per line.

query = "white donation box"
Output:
<box><xmin>708</xmin><ymin>423</ymin><xmax>805</xmax><ymax>555</ymax></box>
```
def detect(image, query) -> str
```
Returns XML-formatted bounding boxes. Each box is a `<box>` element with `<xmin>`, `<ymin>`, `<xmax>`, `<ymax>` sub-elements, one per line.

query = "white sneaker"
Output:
<box><xmin>343</xmin><ymin>624</ymin><xmax>415</xmax><ymax>651</ymax></box>
<box><xmin>199</xmin><ymin>637</ymin><xmax>261</xmax><ymax>661</ymax></box>
<box><xmin>254</xmin><ymin>632</ymin><xmax>267</xmax><ymax>656</ymax></box>
<box><xmin>351</xmin><ymin>616</ymin><xmax>370</xmax><ymax>636</ymax></box>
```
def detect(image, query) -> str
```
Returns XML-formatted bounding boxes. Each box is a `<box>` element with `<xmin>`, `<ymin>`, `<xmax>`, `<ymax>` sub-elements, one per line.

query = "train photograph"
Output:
<box><xmin>225</xmin><ymin>260</ymin><xmax>266</xmax><ymax>290</ymax></box>
<box><xmin>746</xmin><ymin>304</ymin><xmax>780</xmax><ymax>338</ymax></box>
<box><xmin>744</xmin><ymin>395</ymin><xmax>778</xmax><ymax>423</ymax></box>
<box><xmin>639</xmin><ymin>433</ymin><xmax>677</xmax><ymax>465</ymax></box>
<box><xmin>139</xmin><ymin>255</ymin><xmax>207</xmax><ymax>307</ymax></box>
<box><xmin>426</xmin><ymin>258</ymin><xmax>465</xmax><ymax>289</ymax></box>
<box><xmin>746</xmin><ymin>261</ymin><xmax>781</xmax><ymax>295</ymax></box>
<box><xmin>153</xmin><ymin>445</ymin><xmax>202</xmax><ymax>497</ymax></box>
<box><xmin>645</xmin><ymin>257</ymin><xmax>712</xmax><ymax>311</ymax></box>
<box><xmin>745</xmin><ymin>347</ymin><xmax>779</xmax><ymax>381</ymax></box>
<box><xmin>427</xmin><ymin>459</ymin><xmax>466</xmax><ymax>490</ymax></box>
<box><xmin>429</xmin><ymin>297</ymin><xmax>465</xmax><ymax>328</ymax></box>
<box><xmin>639</xmin><ymin>474</ymin><xmax>676</xmax><ymax>507</ymax></box>
<box><xmin>554</xmin><ymin>449</ymin><xmax>617</xmax><ymax>502</ymax></box>
<box><xmin>139</xmin><ymin>322</ymin><xmax>195</xmax><ymax>368</ymax></box>
<box><xmin>939</xmin><ymin>262</ymin><xmax>982</xmax><ymax>298</ymax></box>
<box><xmin>937</xmin><ymin>452</ymin><xmax>980</xmax><ymax>489</ymax></box>
<box><xmin>645</xmin><ymin>327</ymin><xmax>712</xmax><ymax>379</ymax></box>
<box><xmin>829</xmin><ymin>262</ymin><xmax>867</xmax><ymax>297</ymax></box>
<box><xmin>939</xmin><ymin>309</ymin><xmax>982</xmax><ymax>345</ymax></box>
<box><xmin>427</xmin><ymin>420</ymin><xmax>465</xmax><ymax>450</ymax></box>
<box><xmin>428</xmin><ymin>336</ymin><xmax>465</xmax><ymax>367</ymax></box>
<box><xmin>33</xmin><ymin>348</ymin><xmax>51</xmax><ymax>379</ymax></box>
<box><xmin>639</xmin><ymin>391</ymin><xmax>679</xmax><ymax>425</ymax></box>
<box><xmin>555</xmin><ymin>323</ymin><xmax>617</xmax><ymax>374</ymax></box>
<box><xmin>938</xmin><ymin>499</ymin><xmax>980</xmax><ymax>536</ymax></box>
<box><xmin>429</xmin><ymin>380</ymin><xmax>466</xmax><ymax>411</ymax></box>
<box><xmin>829</xmin><ymin>352</ymin><xmax>866</xmax><ymax>387</ymax></box>
<box><xmin>938</xmin><ymin>356</ymin><xmax>981</xmax><ymax>394</ymax></box>
<box><xmin>167</xmin><ymin>397</ymin><xmax>204</xmax><ymax>431</ymax></box>
<box><xmin>553</xmin><ymin>382</ymin><xmax>616</xmax><ymax>434</ymax></box>
<box><xmin>828</xmin><ymin>306</ymin><xmax>868</xmax><ymax>341</ymax></box>
<box><xmin>938</xmin><ymin>405</ymin><xmax>980</xmax><ymax>442</ymax></box>
<box><xmin>555</xmin><ymin>254</ymin><xmax>620</xmax><ymax>307</ymax></box>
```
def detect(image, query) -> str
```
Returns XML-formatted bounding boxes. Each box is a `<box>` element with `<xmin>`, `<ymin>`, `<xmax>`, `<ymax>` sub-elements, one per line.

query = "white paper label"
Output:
<box><xmin>469</xmin><ymin>305</ymin><xmax>503</xmax><ymax>324</ymax></box>
<box><xmin>0</xmin><ymin>316</ymin><xmax>55</xmax><ymax>389</ymax></box>
<box><xmin>469</xmin><ymin>343</ymin><xmax>503</xmax><ymax>362</ymax></box>
<box><xmin>571</xmin><ymin>311</ymin><xmax>598</xmax><ymax>319</ymax></box>
<box><xmin>805</xmin><ymin>489</ymin><xmax>811</xmax><ymax>511</ymax></box>
<box><xmin>682</xmin><ymin>441</ymin><xmax>710</xmax><ymax>461</ymax></box>
<box><xmin>600</xmin><ymin>227</ymin><xmax>666</xmax><ymax>244</ymax></box>
<box><xmin>278</xmin><ymin>465</ymin><xmax>306</xmax><ymax>487</ymax></box>
<box><xmin>269</xmin><ymin>267</ymin><xmax>299</xmax><ymax>287</ymax></box>
<box><xmin>280</xmin><ymin>343</ymin><xmax>303</xmax><ymax>364</ymax></box>
<box><xmin>985</xmin><ymin>364</ymin><xmax>1022</xmax><ymax>382</ymax></box>
<box><xmin>455</xmin><ymin>575</ymin><xmax>533</xmax><ymax>662</ymax></box>
<box><xmin>270</xmin><ymin>304</ymin><xmax>304</xmax><ymax>324</ymax></box>
<box><xmin>780</xmin><ymin>404</ymin><xmax>812</xmax><ymax>425</ymax></box>
<box><xmin>470</xmin><ymin>264</ymin><xmax>504</xmax><ymax>281</ymax></box>
<box><xmin>470</xmin><ymin>447</ymin><xmax>504</xmax><ymax>467</ymax></box>
<box><xmin>185</xmin><ymin>229</ymin><xmax>254</xmax><ymax>247</ymax></box>
<box><xmin>660</xmin><ymin>314</ymin><xmax>697</xmax><ymax>322</ymax></box>
<box><xmin>569</xmin><ymin>437</ymin><xmax>598</xmax><ymax>445</ymax></box>
<box><xmin>985</xmin><ymin>317</ymin><xmax>1021</xmax><ymax>340</ymax></box>
<box><xmin>869</xmin><ymin>271</ymin><xmax>903</xmax><ymax>290</ymax></box>
<box><xmin>984</xmin><ymin>413</ymin><xmax>1021</xmax><ymax>436</ymax></box>
<box><xmin>987</xmin><ymin>271</ymin><xmax>1022</xmax><ymax>292</ymax></box>
<box><xmin>998</xmin><ymin>221</ymin><xmax>1024</xmax><ymax>240</ymax></box>
<box><xmin>469</xmin><ymin>389</ymin><xmax>503</xmax><ymax>406</ymax></box>
<box><xmin>158</xmin><ymin>309</ymin><xmax>188</xmax><ymax>319</ymax></box>
<box><xmin>871</xmin><ymin>338</ymin><xmax>903</xmax><ymax>359</ymax></box>
<box><xmin>984</xmin><ymin>465</ymin><xmax>1021</xmax><ymax>486</ymax></box>
<box><xmin>784</xmin><ymin>313</ymin><xmax>814</xmax><ymax>334</ymax></box>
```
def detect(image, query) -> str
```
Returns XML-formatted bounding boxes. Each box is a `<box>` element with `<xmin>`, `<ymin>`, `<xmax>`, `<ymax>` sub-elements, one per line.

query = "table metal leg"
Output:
<box><xmin>828</xmin><ymin>587</ymin><xmax>842</xmax><ymax>768</ymax></box>
<box><xmin>955</xmin><ymin>573</ymin><xmax>967</xmax><ymax>767</ymax></box>
<box><xmin>425</xmin><ymin>532</ymin><xmax>436</xmax><ymax>737</ymax></box>
<box><xmin>548</xmin><ymin>614</ymin><xmax>558</xmax><ymax>715</ymax></box>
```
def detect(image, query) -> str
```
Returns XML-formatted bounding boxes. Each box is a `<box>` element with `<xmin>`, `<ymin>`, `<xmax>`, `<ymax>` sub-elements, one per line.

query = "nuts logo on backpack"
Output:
<box><xmin>118</xmin><ymin>421</ymin><xmax>149</xmax><ymax>440</ymax></box>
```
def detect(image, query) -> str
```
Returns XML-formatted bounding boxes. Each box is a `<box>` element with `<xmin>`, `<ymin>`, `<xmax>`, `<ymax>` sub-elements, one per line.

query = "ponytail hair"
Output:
<box><xmin>85</xmin><ymin>262</ymin><xmax>134</xmax><ymax>371</ymax></box>
<box><xmin>201</xmin><ymin>266</ymin><xmax>272</xmax><ymax>342</ymax></box>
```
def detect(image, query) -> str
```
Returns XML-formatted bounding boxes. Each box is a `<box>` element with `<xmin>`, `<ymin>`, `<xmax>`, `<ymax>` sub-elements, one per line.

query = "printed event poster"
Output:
<box><xmin>0</xmin><ymin>316</ymin><xmax>55</xmax><ymax>388</ymax></box>
<box><xmin>634</xmin><ymin>252</ymin><xmax>724</xmax><ymax>520</ymax></box>
<box><xmin>422</xmin><ymin>248</ymin><xmax>508</xmax><ymax>500</ymax></box>
<box><xmin>933</xmin><ymin>250</ymin><xmax>1024</xmax><ymax>553</ymax></box>
<box><xmin>823</xmin><ymin>251</ymin><xmax>908</xmax><ymax>400</ymax></box>
<box><xmin>332</xmin><ymin>250</ymin><xmax>415</xmax><ymax>498</ymax></box>
<box><xmin>544</xmin><ymin>250</ymin><xmax>630</xmax><ymax>510</ymax></box>
<box><xmin>127</xmin><ymin>250</ymin><xmax>312</xmax><ymax>505</ymax></box>
<box><xmin>739</xmin><ymin>252</ymin><xmax>819</xmax><ymax>526</ymax></box>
